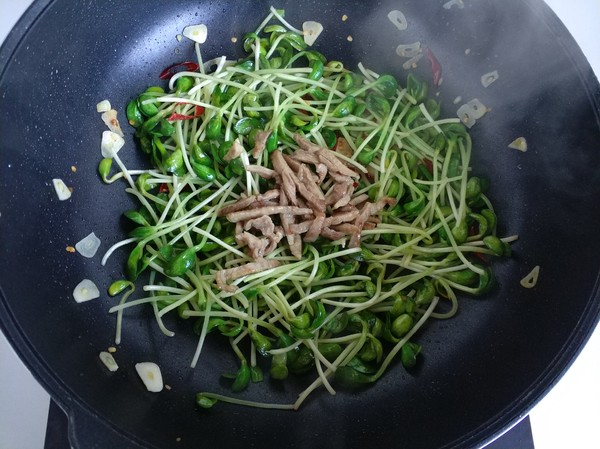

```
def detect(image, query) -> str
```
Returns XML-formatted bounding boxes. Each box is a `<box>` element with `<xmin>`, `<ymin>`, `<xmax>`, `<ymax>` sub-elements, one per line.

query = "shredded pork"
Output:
<box><xmin>223</xmin><ymin>139</ymin><xmax>245</xmax><ymax>162</ymax></box>
<box><xmin>252</xmin><ymin>130</ymin><xmax>272</xmax><ymax>159</ymax></box>
<box><xmin>215</xmin><ymin>259</ymin><xmax>281</xmax><ymax>292</ymax></box>
<box><xmin>245</xmin><ymin>165</ymin><xmax>278</xmax><ymax>179</ymax></box>
<box><xmin>226</xmin><ymin>205</ymin><xmax>313</xmax><ymax>223</ymax></box>
<box><xmin>215</xmin><ymin>132</ymin><xmax>396</xmax><ymax>291</ymax></box>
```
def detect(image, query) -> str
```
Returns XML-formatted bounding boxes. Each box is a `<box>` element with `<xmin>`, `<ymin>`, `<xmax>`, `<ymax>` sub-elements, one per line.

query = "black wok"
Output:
<box><xmin>1</xmin><ymin>1</ymin><xmax>599</xmax><ymax>448</ymax></box>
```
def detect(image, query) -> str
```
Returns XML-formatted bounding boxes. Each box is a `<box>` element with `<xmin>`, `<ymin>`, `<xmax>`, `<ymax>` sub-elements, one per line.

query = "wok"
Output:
<box><xmin>1</xmin><ymin>0</ymin><xmax>599</xmax><ymax>448</ymax></box>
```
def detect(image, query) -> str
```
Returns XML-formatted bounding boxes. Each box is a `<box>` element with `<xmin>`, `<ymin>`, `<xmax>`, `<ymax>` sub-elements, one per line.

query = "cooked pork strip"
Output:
<box><xmin>215</xmin><ymin>259</ymin><xmax>281</xmax><ymax>292</ymax></box>
<box><xmin>223</xmin><ymin>139</ymin><xmax>244</xmax><ymax>162</ymax></box>
<box><xmin>252</xmin><ymin>130</ymin><xmax>272</xmax><ymax>159</ymax></box>
<box><xmin>245</xmin><ymin>164</ymin><xmax>278</xmax><ymax>179</ymax></box>
<box><xmin>218</xmin><ymin>190</ymin><xmax>280</xmax><ymax>216</ymax></box>
<box><xmin>226</xmin><ymin>206</ymin><xmax>313</xmax><ymax>223</ymax></box>
<box><xmin>271</xmin><ymin>150</ymin><xmax>298</xmax><ymax>205</ymax></box>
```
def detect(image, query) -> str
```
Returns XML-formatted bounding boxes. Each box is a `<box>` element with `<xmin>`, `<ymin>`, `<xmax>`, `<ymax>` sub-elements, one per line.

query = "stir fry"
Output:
<box><xmin>99</xmin><ymin>7</ymin><xmax>513</xmax><ymax>410</ymax></box>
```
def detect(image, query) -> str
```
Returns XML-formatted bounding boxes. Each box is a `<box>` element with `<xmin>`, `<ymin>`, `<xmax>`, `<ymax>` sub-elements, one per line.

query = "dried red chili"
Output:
<box><xmin>425</xmin><ymin>48</ymin><xmax>442</xmax><ymax>87</ymax></box>
<box><xmin>159</xmin><ymin>61</ymin><xmax>200</xmax><ymax>80</ymax></box>
<box><xmin>167</xmin><ymin>113</ymin><xmax>195</xmax><ymax>122</ymax></box>
<box><xmin>473</xmin><ymin>252</ymin><xmax>488</xmax><ymax>264</ymax></box>
<box><xmin>422</xmin><ymin>158</ymin><xmax>434</xmax><ymax>173</ymax></box>
<box><xmin>167</xmin><ymin>105</ymin><xmax>205</xmax><ymax>122</ymax></box>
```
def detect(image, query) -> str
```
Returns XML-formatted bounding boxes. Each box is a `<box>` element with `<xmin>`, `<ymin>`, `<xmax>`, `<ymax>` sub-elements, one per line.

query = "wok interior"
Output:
<box><xmin>0</xmin><ymin>0</ymin><xmax>599</xmax><ymax>448</ymax></box>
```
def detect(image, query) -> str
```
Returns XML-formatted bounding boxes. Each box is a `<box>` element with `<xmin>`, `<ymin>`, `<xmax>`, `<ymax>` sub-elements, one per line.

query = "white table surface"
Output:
<box><xmin>1</xmin><ymin>1</ymin><xmax>599</xmax><ymax>449</ymax></box>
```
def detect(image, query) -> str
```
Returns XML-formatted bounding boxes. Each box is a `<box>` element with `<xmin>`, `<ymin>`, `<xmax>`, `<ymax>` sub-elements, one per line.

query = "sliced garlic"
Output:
<box><xmin>520</xmin><ymin>266</ymin><xmax>540</xmax><ymax>288</ymax></box>
<box><xmin>396</xmin><ymin>42</ymin><xmax>421</xmax><ymax>58</ymax></box>
<box><xmin>443</xmin><ymin>0</ymin><xmax>465</xmax><ymax>10</ymax></box>
<box><xmin>183</xmin><ymin>24</ymin><xmax>207</xmax><ymax>44</ymax></box>
<box><xmin>101</xmin><ymin>130</ymin><xmax>125</xmax><ymax>158</ymax></box>
<box><xmin>465</xmin><ymin>99</ymin><xmax>488</xmax><ymax>119</ymax></box>
<box><xmin>101</xmin><ymin>109</ymin><xmax>124</xmax><ymax>137</ymax></box>
<box><xmin>302</xmin><ymin>21</ymin><xmax>323</xmax><ymax>46</ymax></box>
<box><xmin>402</xmin><ymin>53</ymin><xmax>423</xmax><ymax>70</ymax></box>
<box><xmin>75</xmin><ymin>232</ymin><xmax>101</xmax><ymax>258</ymax></box>
<box><xmin>481</xmin><ymin>70</ymin><xmax>499</xmax><ymax>88</ymax></box>
<box><xmin>99</xmin><ymin>351</ymin><xmax>119</xmax><ymax>372</ymax></box>
<box><xmin>52</xmin><ymin>178</ymin><xmax>71</xmax><ymax>201</ymax></box>
<box><xmin>135</xmin><ymin>362</ymin><xmax>164</xmax><ymax>392</ymax></box>
<box><xmin>457</xmin><ymin>98</ymin><xmax>488</xmax><ymax>128</ymax></box>
<box><xmin>96</xmin><ymin>100</ymin><xmax>111</xmax><ymax>113</ymax></box>
<box><xmin>387</xmin><ymin>10</ymin><xmax>408</xmax><ymax>31</ymax></box>
<box><xmin>508</xmin><ymin>137</ymin><xmax>528</xmax><ymax>152</ymax></box>
<box><xmin>73</xmin><ymin>279</ymin><xmax>100</xmax><ymax>303</ymax></box>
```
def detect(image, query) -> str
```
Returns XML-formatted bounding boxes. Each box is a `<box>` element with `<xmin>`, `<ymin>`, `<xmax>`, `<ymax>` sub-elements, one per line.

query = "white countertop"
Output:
<box><xmin>1</xmin><ymin>1</ymin><xmax>599</xmax><ymax>449</ymax></box>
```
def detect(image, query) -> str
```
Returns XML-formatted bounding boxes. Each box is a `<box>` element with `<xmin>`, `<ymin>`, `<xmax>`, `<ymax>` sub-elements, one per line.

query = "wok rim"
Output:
<box><xmin>1</xmin><ymin>0</ymin><xmax>599</xmax><ymax>448</ymax></box>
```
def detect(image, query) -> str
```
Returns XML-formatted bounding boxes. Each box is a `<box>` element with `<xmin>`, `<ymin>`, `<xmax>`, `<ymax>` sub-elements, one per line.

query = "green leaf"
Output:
<box><xmin>251</xmin><ymin>365</ymin><xmax>264</xmax><ymax>383</ymax></box>
<box><xmin>249</xmin><ymin>329</ymin><xmax>272</xmax><ymax>356</ymax></box>
<box><xmin>98</xmin><ymin>158</ymin><xmax>113</xmax><ymax>180</ymax></box>
<box><xmin>175</xmin><ymin>76</ymin><xmax>194</xmax><ymax>93</ymax></box>
<box><xmin>126</xmin><ymin>99</ymin><xmax>144</xmax><ymax>127</ymax></box>
<box><xmin>365</xmin><ymin>92</ymin><xmax>391</xmax><ymax>118</ymax></box>
<box><xmin>332</xmin><ymin>96</ymin><xmax>356</xmax><ymax>118</ymax></box>
<box><xmin>191</xmin><ymin>163</ymin><xmax>216</xmax><ymax>182</ymax></box>
<box><xmin>128</xmin><ymin>226</ymin><xmax>156</xmax><ymax>239</ymax></box>
<box><xmin>231</xmin><ymin>360</ymin><xmax>251</xmax><ymax>392</ymax></box>
<box><xmin>164</xmin><ymin>247</ymin><xmax>197</xmax><ymax>277</ymax></box>
<box><xmin>334</xmin><ymin>365</ymin><xmax>374</xmax><ymax>388</ymax></box>
<box><xmin>233</xmin><ymin>117</ymin><xmax>262</xmax><ymax>135</ymax></box>
<box><xmin>126</xmin><ymin>242</ymin><xmax>145</xmax><ymax>280</ymax></box>
<box><xmin>401</xmin><ymin>342</ymin><xmax>421</xmax><ymax>368</ymax></box>
<box><xmin>375</xmin><ymin>74</ymin><xmax>398</xmax><ymax>98</ymax></box>
<box><xmin>308</xmin><ymin>59</ymin><xmax>324</xmax><ymax>81</ymax></box>
<box><xmin>206</xmin><ymin>114</ymin><xmax>223</xmax><ymax>139</ymax></box>
<box><xmin>137</xmin><ymin>93</ymin><xmax>159</xmax><ymax>117</ymax></box>
<box><xmin>196</xmin><ymin>394</ymin><xmax>218</xmax><ymax>409</ymax></box>
<box><xmin>108</xmin><ymin>280</ymin><xmax>132</xmax><ymax>297</ymax></box>
<box><xmin>123</xmin><ymin>210</ymin><xmax>150</xmax><ymax>226</ymax></box>
<box><xmin>164</xmin><ymin>148</ymin><xmax>185</xmax><ymax>175</ymax></box>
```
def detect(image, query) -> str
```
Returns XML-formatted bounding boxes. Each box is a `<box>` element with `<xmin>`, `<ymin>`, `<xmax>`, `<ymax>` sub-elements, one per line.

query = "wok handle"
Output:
<box><xmin>58</xmin><ymin>400</ymin><xmax>145</xmax><ymax>449</ymax></box>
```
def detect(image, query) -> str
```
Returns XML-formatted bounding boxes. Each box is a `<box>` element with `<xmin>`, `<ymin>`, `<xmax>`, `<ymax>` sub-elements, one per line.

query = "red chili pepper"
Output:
<box><xmin>167</xmin><ymin>105</ymin><xmax>205</xmax><ymax>122</ymax></box>
<box><xmin>473</xmin><ymin>252</ymin><xmax>488</xmax><ymax>263</ymax></box>
<box><xmin>426</xmin><ymin>48</ymin><xmax>442</xmax><ymax>87</ymax></box>
<box><xmin>422</xmin><ymin>158</ymin><xmax>433</xmax><ymax>173</ymax></box>
<box><xmin>167</xmin><ymin>113</ymin><xmax>195</xmax><ymax>121</ymax></box>
<box><xmin>159</xmin><ymin>61</ymin><xmax>200</xmax><ymax>80</ymax></box>
<box><xmin>175</xmin><ymin>101</ymin><xmax>205</xmax><ymax>112</ymax></box>
<box><xmin>159</xmin><ymin>183</ymin><xmax>170</xmax><ymax>193</ymax></box>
